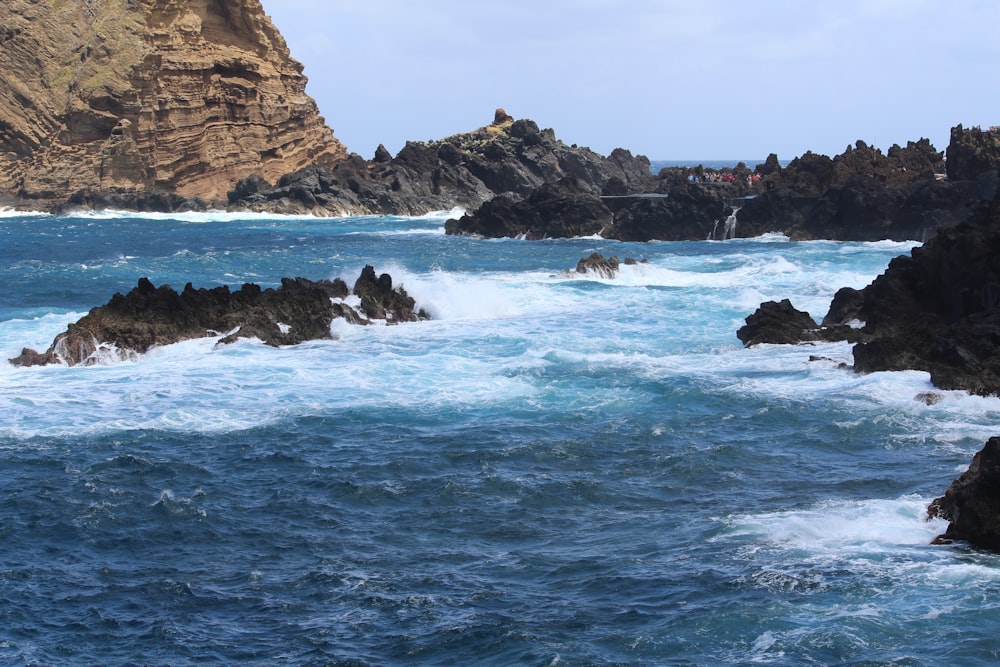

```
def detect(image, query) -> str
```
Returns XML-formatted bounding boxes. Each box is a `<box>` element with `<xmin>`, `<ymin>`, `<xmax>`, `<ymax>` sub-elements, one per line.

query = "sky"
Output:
<box><xmin>262</xmin><ymin>1</ymin><xmax>1000</xmax><ymax>162</ymax></box>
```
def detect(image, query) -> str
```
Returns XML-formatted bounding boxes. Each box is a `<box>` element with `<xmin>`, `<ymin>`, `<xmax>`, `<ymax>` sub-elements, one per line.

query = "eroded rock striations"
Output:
<box><xmin>9</xmin><ymin>266</ymin><xmax>426</xmax><ymax>367</ymax></box>
<box><xmin>0</xmin><ymin>0</ymin><xmax>346</xmax><ymax>205</ymax></box>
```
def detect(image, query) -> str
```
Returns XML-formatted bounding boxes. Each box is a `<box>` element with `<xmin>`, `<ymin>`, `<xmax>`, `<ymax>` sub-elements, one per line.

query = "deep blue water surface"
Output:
<box><xmin>2</xmin><ymin>209</ymin><xmax>1000</xmax><ymax>665</ymax></box>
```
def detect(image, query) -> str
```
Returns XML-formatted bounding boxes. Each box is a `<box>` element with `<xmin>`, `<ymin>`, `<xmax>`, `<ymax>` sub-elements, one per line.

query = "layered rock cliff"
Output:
<box><xmin>0</xmin><ymin>0</ymin><xmax>346</xmax><ymax>203</ymax></box>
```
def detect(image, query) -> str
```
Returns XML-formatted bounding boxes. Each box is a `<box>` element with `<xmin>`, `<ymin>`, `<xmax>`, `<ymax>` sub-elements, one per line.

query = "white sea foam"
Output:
<box><xmin>0</xmin><ymin>324</ymin><xmax>543</xmax><ymax>437</ymax></box>
<box><xmin>345</xmin><ymin>227</ymin><xmax>446</xmax><ymax>237</ymax></box>
<box><xmin>0</xmin><ymin>235</ymin><xmax>978</xmax><ymax>443</ymax></box>
<box><xmin>0</xmin><ymin>207</ymin><xmax>49</xmax><ymax>218</ymax></box>
<box><xmin>394</xmin><ymin>268</ymin><xmax>581</xmax><ymax>322</ymax></box>
<box><xmin>722</xmin><ymin>495</ymin><xmax>1000</xmax><ymax>592</ymax></box>
<box><xmin>53</xmin><ymin>207</ymin><xmax>465</xmax><ymax>225</ymax></box>
<box><xmin>724</xmin><ymin>495</ymin><xmax>946</xmax><ymax>551</ymax></box>
<box><xmin>0</xmin><ymin>312</ymin><xmax>83</xmax><ymax>361</ymax></box>
<box><xmin>407</xmin><ymin>206</ymin><xmax>465</xmax><ymax>221</ymax></box>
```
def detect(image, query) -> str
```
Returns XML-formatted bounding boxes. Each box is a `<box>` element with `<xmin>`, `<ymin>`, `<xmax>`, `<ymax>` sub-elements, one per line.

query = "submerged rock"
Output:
<box><xmin>9</xmin><ymin>267</ymin><xmax>428</xmax><ymax>367</ymax></box>
<box><xmin>575</xmin><ymin>253</ymin><xmax>620</xmax><ymax>279</ymax></box>
<box><xmin>929</xmin><ymin>437</ymin><xmax>1000</xmax><ymax>550</ymax></box>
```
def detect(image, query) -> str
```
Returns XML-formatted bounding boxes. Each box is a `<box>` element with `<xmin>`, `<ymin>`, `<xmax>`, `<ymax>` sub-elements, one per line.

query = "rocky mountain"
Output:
<box><xmin>0</xmin><ymin>0</ymin><xmax>346</xmax><ymax>204</ymax></box>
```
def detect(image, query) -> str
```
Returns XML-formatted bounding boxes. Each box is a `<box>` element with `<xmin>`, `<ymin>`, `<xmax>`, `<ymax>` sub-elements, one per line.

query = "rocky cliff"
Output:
<box><xmin>0</xmin><ymin>0</ymin><xmax>346</xmax><ymax>204</ymax></box>
<box><xmin>737</xmin><ymin>170</ymin><xmax>1000</xmax><ymax>396</ymax></box>
<box><xmin>928</xmin><ymin>436</ymin><xmax>1000</xmax><ymax>550</ymax></box>
<box><xmin>444</xmin><ymin>128</ymin><xmax>999</xmax><ymax>243</ymax></box>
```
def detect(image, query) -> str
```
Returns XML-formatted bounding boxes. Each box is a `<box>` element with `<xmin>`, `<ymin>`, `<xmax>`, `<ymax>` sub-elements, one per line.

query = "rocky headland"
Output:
<box><xmin>226</xmin><ymin>108</ymin><xmax>656</xmax><ymax>217</ymax></box>
<box><xmin>0</xmin><ymin>0</ymin><xmax>346</xmax><ymax>206</ymax></box>
<box><xmin>9</xmin><ymin>266</ymin><xmax>426</xmax><ymax>367</ymax></box>
<box><xmin>736</xmin><ymin>170</ymin><xmax>1000</xmax><ymax>549</ymax></box>
<box><xmin>1</xmin><ymin>0</ymin><xmax>998</xmax><ymax>249</ymax></box>
<box><xmin>5</xmin><ymin>0</ymin><xmax>1000</xmax><ymax>551</ymax></box>
<box><xmin>448</xmin><ymin>126</ymin><xmax>999</xmax><ymax>243</ymax></box>
<box><xmin>737</xmin><ymin>186</ymin><xmax>1000</xmax><ymax>396</ymax></box>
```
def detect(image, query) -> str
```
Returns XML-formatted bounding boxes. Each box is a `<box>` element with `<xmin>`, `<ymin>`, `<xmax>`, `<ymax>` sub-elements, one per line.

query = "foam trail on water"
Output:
<box><xmin>0</xmin><ymin>208</ymin><xmax>49</xmax><ymax>218</ymax></box>
<box><xmin>723</xmin><ymin>495</ymin><xmax>947</xmax><ymax>551</ymax></box>
<box><xmin>720</xmin><ymin>495</ymin><xmax>1000</xmax><ymax>596</ymax></box>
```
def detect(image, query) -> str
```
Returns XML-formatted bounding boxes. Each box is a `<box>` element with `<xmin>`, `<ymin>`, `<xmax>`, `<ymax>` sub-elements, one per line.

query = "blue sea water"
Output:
<box><xmin>650</xmin><ymin>159</ymin><xmax>774</xmax><ymax>172</ymax></box>
<box><xmin>2</xmin><ymin>207</ymin><xmax>1000</xmax><ymax>665</ymax></box>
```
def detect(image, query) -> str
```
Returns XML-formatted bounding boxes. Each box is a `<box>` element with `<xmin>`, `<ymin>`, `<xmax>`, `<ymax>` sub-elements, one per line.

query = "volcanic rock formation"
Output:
<box><xmin>9</xmin><ymin>267</ymin><xmax>426</xmax><ymax>367</ymax></box>
<box><xmin>446</xmin><ymin>126</ymin><xmax>998</xmax><ymax>243</ymax></box>
<box><xmin>0</xmin><ymin>0</ymin><xmax>346</xmax><ymax>204</ymax></box>
<box><xmin>228</xmin><ymin>110</ymin><xmax>657</xmax><ymax>217</ymax></box>
<box><xmin>735</xmin><ymin>134</ymin><xmax>994</xmax><ymax>242</ymax></box>
<box><xmin>928</xmin><ymin>436</ymin><xmax>1000</xmax><ymax>550</ymax></box>
<box><xmin>738</xmin><ymin>191</ymin><xmax>1000</xmax><ymax>397</ymax></box>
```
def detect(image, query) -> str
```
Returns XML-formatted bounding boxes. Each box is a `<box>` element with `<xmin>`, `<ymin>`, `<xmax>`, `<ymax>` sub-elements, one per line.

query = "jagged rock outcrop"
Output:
<box><xmin>607</xmin><ymin>188</ymin><xmax>733</xmax><ymax>242</ymax></box>
<box><xmin>0</xmin><ymin>0</ymin><xmax>346</xmax><ymax>204</ymax></box>
<box><xmin>574</xmin><ymin>253</ymin><xmax>621</xmax><ymax>279</ymax></box>
<box><xmin>736</xmin><ymin>135</ymin><xmax>988</xmax><ymax>241</ymax></box>
<box><xmin>443</xmin><ymin>127</ymin><xmax>999</xmax><ymax>243</ymax></box>
<box><xmin>928</xmin><ymin>437</ymin><xmax>1000</xmax><ymax>550</ymax></box>
<box><xmin>443</xmin><ymin>175</ymin><xmax>614</xmax><ymax>239</ymax></box>
<box><xmin>447</xmin><ymin>179</ymin><xmax>735</xmax><ymax>241</ymax></box>
<box><xmin>848</xmin><ymin>197</ymin><xmax>1000</xmax><ymax>394</ymax></box>
<box><xmin>946</xmin><ymin>124</ymin><xmax>1000</xmax><ymax>182</ymax></box>
<box><xmin>9</xmin><ymin>267</ymin><xmax>426</xmax><ymax>367</ymax></box>
<box><xmin>738</xmin><ymin>172</ymin><xmax>1000</xmax><ymax>396</ymax></box>
<box><xmin>737</xmin><ymin>299</ymin><xmax>825</xmax><ymax>346</ymax></box>
<box><xmin>736</xmin><ymin>298</ymin><xmax>863</xmax><ymax>347</ymax></box>
<box><xmin>228</xmin><ymin>110</ymin><xmax>657</xmax><ymax>216</ymax></box>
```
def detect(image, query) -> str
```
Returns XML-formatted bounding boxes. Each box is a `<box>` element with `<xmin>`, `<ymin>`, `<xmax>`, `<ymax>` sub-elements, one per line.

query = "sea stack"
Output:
<box><xmin>0</xmin><ymin>0</ymin><xmax>347</xmax><ymax>204</ymax></box>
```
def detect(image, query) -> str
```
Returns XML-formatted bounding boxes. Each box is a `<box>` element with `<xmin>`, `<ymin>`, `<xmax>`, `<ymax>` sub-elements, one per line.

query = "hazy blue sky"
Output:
<box><xmin>263</xmin><ymin>1</ymin><xmax>999</xmax><ymax>162</ymax></box>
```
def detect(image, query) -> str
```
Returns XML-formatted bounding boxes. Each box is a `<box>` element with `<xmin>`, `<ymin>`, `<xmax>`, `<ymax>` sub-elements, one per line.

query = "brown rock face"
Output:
<box><xmin>0</xmin><ymin>0</ymin><xmax>347</xmax><ymax>203</ymax></box>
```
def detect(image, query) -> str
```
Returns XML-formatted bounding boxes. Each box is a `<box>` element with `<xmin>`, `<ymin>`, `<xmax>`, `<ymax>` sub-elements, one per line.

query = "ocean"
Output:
<box><xmin>649</xmin><ymin>160</ymin><xmax>775</xmax><ymax>171</ymax></box>
<box><xmin>1</xmin><ymin>208</ymin><xmax>999</xmax><ymax>665</ymax></box>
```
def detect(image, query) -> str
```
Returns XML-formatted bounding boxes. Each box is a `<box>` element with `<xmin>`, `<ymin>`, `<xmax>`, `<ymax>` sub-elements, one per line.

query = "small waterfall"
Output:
<box><xmin>709</xmin><ymin>207</ymin><xmax>741</xmax><ymax>240</ymax></box>
<box><xmin>723</xmin><ymin>207</ymin><xmax>740</xmax><ymax>240</ymax></box>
